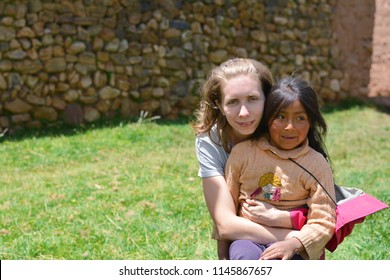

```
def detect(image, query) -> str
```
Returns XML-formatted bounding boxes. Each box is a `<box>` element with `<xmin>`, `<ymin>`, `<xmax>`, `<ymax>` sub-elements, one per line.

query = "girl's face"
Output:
<box><xmin>220</xmin><ymin>75</ymin><xmax>265</xmax><ymax>144</ymax></box>
<box><xmin>268</xmin><ymin>99</ymin><xmax>310</xmax><ymax>150</ymax></box>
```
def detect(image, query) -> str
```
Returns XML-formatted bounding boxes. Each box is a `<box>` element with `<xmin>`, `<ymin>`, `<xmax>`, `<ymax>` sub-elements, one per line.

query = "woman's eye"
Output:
<box><xmin>226</xmin><ymin>100</ymin><xmax>238</xmax><ymax>105</ymax></box>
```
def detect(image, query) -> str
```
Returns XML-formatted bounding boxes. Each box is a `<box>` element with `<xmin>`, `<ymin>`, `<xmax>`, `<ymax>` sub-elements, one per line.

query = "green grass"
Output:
<box><xmin>0</xmin><ymin>101</ymin><xmax>389</xmax><ymax>260</ymax></box>
<box><xmin>323</xmin><ymin>102</ymin><xmax>390</xmax><ymax>260</ymax></box>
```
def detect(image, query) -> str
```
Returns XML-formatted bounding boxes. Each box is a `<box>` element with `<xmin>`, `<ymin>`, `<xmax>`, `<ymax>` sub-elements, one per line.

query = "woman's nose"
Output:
<box><xmin>239</xmin><ymin>105</ymin><xmax>249</xmax><ymax>117</ymax></box>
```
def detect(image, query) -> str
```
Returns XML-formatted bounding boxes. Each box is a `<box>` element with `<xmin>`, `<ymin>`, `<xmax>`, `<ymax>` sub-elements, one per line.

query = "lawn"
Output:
<box><xmin>0</xmin><ymin>100</ymin><xmax>389</xmax><ymax>260</ymax></box>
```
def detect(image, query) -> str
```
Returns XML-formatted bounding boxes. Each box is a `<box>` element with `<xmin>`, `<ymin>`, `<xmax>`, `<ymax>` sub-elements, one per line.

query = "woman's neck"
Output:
<box><xmin>228</xmin><ymin>127</ymin><xmax>250</xmax><ymax>147</ymax></box>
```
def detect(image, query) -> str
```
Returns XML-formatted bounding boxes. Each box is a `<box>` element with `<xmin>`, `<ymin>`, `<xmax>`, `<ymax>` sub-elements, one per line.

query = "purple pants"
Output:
<box><xmin>229</xmin><ymin>240</ymin><xmax>304</xmax><ymax>260</ymax></box>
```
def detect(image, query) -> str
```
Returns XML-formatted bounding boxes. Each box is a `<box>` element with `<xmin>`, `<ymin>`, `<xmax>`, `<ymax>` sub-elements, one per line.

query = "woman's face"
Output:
<box><xmin>220</xmin><ymin>75</ymin><xmax>265</xmax><ymax>144</ymax></box>
<box><xmin>268</xmin><ymin>99</ymin><xmax>310</xmax><ymax>150</ymax></box>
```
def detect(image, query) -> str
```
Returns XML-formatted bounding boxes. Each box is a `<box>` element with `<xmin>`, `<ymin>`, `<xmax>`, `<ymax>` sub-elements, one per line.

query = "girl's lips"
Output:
<box><xmin>282</xmin><ymin>135</ymin><xmax>296</xmax><ymax>140</ymax></box>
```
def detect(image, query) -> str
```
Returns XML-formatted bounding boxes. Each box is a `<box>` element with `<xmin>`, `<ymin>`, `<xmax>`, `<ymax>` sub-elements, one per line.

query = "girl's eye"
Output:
<box><xmin>275</xmin><ymin>114</ymin><xmax>285</xmax><ymax>120</ymax></box>
<box><xmin>296</xmin><ymin>116</ymin><xmax>306</xmax><ymax>121</ymax></box>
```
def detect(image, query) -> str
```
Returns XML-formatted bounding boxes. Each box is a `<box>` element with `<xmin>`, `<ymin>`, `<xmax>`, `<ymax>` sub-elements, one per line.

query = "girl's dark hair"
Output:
<box><xmin>254</xmin><ymin>77</ymin><xmax>330</xmax><ymax>161</ymax></box>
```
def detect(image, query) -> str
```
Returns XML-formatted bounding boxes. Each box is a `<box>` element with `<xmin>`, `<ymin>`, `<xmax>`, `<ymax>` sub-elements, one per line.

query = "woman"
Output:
<box><xmin>192</xmin><ymin>58</ymin><xmax>298</xmax><ymax>259</ymax></box>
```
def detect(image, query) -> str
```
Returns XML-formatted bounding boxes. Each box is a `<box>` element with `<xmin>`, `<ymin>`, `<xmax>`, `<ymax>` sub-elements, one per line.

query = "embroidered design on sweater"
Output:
<box><xmin>251</xmin><ymin>172</ymin><xmax>282</xmax><ymax>201</ymax></box>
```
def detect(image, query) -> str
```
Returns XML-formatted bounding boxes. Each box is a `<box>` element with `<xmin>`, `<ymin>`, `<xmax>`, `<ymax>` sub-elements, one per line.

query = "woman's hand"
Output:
<box><xmin>260</xmin><ymin>237</ymin><xmax>304</xmax><ymax>260</ymax></box>
<box><xmin>240</xmin><ymin>199</ymin><xmax>293</xmax><ymax>228</ymax></box>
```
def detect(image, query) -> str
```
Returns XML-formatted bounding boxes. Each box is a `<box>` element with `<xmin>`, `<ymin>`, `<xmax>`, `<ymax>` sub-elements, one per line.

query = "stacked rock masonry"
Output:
<box><xmin>0</xmin><ymin>0</ymin><xmax>380</xmax><ymax>132</ymax></box>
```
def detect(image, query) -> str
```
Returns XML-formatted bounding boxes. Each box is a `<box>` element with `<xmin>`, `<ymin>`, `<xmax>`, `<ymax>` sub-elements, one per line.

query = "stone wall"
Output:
<box><xmin>332</xmin><ymin>0</ymin><xmax>375</xmax><ymax>98</ymax></box>
<box><xmin>369</xmin><ymin>0</ymin><xmax>390</xmax><ymax>97</ymax></box>
<box><xmin>0</xmin><ymin>0</ymin><xmax>375</xmax><ymax>132</ymax></box>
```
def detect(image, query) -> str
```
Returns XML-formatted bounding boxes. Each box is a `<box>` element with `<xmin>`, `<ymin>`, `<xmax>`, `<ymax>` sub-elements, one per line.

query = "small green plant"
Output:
<box><xmin>137</xmin><ymin>110</ymin><xmax>161</xmax><ymax>124</ymax></box>
<box><xmin>0</xmin><ymin>128</ymin><xmax>8</xmax><ymax>138</ymax></box>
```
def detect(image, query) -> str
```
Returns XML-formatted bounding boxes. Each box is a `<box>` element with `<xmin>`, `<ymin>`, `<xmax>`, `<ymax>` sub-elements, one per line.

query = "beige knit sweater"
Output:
<box><xmin>225</xmin><ymin>137</ymin><xmax>336</xmax><ymax>260</ymax></box>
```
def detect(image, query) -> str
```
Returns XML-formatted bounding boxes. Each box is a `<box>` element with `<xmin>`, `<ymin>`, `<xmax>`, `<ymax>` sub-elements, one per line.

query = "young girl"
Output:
<box><xmin>193</xmin><ymin>58</ymin><xmax>300</xmax><ymax>259</ymax></box>
<box><xmin>225</xmin><ymin>77</ymin><xmax>337</xmax><ymax>260</ymax></box>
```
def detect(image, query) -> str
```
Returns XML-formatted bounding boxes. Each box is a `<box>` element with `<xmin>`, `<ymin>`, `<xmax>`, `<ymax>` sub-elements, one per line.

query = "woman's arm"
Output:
<box><xmin>202</xmin><ymin>176</ymin><xmax>298</xmax><ymax>243</ymax></box>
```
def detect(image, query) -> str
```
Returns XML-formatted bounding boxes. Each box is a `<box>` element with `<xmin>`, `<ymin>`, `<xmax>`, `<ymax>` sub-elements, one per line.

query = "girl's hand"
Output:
<box><xmin>260</xmin><ymin>238</ymin><xmax>304</xmax><ymax>260</ymax></box>
<box><xmin>241</xmin><ymin>199</ymin><xmax>293</xmax><ymax>228</ymax></box>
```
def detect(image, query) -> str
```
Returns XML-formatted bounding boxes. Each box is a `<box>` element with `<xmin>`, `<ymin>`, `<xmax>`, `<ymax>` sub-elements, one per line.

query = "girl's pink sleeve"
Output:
<box><xmin>290</xmin><ymin>208</ymin><xmax>308</xmax><ymax>230</ymax></box>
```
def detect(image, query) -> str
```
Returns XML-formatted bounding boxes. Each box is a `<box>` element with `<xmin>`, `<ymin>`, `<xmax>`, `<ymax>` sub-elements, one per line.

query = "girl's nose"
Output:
<box><xmin>285</xmin><ymin>120</ymin><xmax>295</xmax><ymax>130</ymax></box>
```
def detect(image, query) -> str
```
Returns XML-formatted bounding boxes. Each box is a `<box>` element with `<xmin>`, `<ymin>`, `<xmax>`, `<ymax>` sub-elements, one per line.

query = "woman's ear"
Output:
<box><xmin>215</xmin><ymin>99</ymin><xmax>224</xmax><ymax>114</ymax></box>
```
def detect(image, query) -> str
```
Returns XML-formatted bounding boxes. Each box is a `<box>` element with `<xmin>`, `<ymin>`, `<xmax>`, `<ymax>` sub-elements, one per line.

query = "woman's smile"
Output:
<box><xmin>237</xmin><ymin>120</ymin><xmax>255</xmax><ymax>127</ymax></box>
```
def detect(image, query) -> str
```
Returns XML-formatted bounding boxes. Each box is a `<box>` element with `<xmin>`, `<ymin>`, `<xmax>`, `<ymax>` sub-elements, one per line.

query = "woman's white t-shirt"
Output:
<box><xmin>195</xmin><ymin>126</ymin><xmax>229</xmax><ymax>178</ymax></box>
